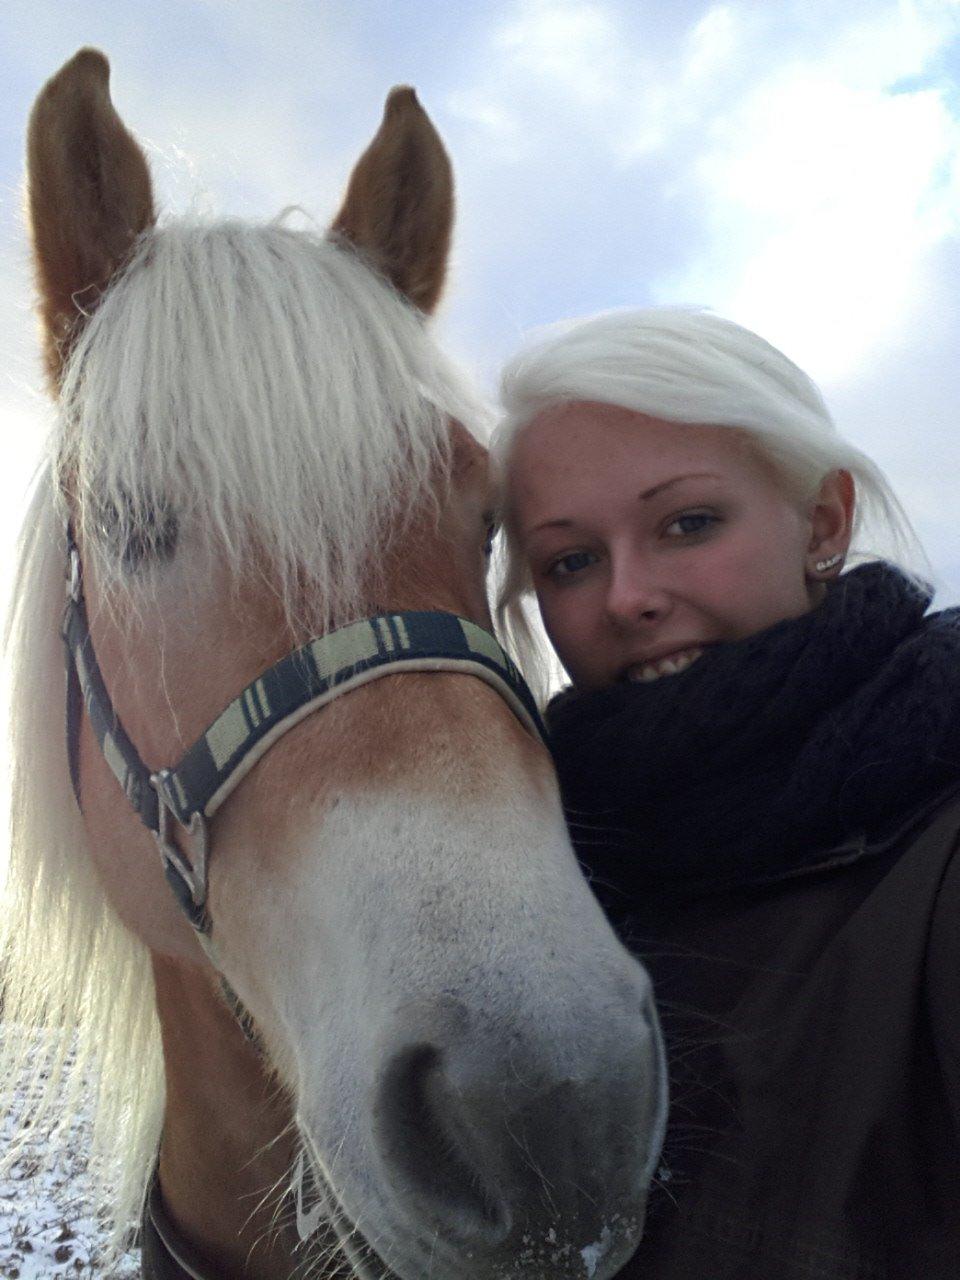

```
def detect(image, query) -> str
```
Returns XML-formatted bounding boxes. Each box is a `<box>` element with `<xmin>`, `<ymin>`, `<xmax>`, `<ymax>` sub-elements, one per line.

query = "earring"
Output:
<box><xmin>814</xmin><ymin>552</ymin><xmax>843</xmax><ymax>573</ymax></box>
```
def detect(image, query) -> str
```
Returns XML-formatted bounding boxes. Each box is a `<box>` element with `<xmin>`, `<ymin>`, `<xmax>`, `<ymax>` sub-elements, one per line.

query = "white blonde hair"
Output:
<box><xmin>1</xmin><ymin>214</ymin><xmax>487</xmax><ymax>1256</ymax></box>
<box><xmin>490</xmin><ymin>307</ymin><xmax>925</xmax><ymax>695</ymax></box>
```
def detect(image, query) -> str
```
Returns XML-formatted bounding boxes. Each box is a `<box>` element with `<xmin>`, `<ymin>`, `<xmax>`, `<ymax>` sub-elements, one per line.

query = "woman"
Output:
<box><xmin>492</xmin><ymin>308</ymin><xmax>960</xmax><ymax>1279</ymax></box>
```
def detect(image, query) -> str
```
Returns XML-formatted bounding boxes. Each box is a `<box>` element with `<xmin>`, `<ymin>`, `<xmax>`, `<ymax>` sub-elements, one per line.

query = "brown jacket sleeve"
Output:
<box><xmin>926</xmin><ymin>835</ymin><xmax>960</xmax><ymax>1139</ymax></box>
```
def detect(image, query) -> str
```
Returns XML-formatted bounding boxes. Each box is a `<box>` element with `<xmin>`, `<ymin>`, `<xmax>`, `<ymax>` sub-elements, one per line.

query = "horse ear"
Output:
<box><xmin>27</xmin><ymin>48</ymin><xmax>155</xmax><ymax>390</ymax></box>
<box><xmin>331</xmin><ymin>87</ymin><xmax>453</xmax><ymax>315</ymax></box>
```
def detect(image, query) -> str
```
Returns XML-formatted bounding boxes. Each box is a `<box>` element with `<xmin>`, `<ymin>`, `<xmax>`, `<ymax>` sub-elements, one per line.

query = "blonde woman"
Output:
<box><xmin>493</xmin><ymin>308</ymin><xmax>960</xmax><ymax>1279</ymax></box>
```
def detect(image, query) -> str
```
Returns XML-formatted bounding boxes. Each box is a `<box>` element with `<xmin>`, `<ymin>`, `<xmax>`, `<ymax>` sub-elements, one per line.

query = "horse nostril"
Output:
<box><xmin>372</xmin><ymin>1042</ymin><xmax>511</xmax><ymax>1245</ymax></box>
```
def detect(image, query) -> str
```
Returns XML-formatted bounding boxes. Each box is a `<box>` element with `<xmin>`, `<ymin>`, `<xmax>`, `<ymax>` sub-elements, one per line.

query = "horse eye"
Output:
<box><xmin>95</xmin><ymin>493</ymin><xmax>179</xmax><ymax>572</ymax></box>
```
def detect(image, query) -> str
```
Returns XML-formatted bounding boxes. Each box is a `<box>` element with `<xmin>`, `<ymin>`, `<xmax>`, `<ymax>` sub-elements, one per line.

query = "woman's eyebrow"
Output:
<box><xmin>529</xmin><ymin>517</ymin><xmax>574</xmax><ymax>534</ymax></box>
<box><xmin>527</xmin><ymin>472</ymin><xmax>723</xmax><ymax>536</ymax></box>
<box><xmin>639</xmin><ymin>472</ymin><xmax>721</xmax><ymax>501</ymax></box>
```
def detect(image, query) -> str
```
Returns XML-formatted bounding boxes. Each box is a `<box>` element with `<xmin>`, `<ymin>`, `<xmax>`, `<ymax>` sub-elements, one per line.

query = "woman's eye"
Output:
<box><xmin>664</xmin><ymin>511</ymin><xmax>718</xmax><ymax>538</ymax></box>
<box><xmin>548</xmin><ymin>550</ymin><xmax>597</xmax><ymax>579</ymax></box>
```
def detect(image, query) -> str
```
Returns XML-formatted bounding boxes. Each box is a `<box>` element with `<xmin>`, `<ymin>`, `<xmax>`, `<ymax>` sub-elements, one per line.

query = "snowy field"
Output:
<box><xmin>0</xmin><ymin>1042</ymin><xmax>139</xmax><ymax>1280</ymax></box>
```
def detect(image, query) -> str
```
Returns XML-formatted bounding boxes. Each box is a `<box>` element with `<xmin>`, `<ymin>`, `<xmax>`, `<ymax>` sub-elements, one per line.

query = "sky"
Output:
<box><xmin>1</xmin><ymin>0</ymin><xmax>959</xmax><ymax>605</ymax></box>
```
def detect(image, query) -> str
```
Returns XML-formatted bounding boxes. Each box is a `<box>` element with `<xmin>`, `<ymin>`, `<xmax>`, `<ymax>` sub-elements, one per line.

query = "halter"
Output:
<box><xmin>63</xmin><ymin>528</ymin><xmax>546</xmax><ymax>936</ymax></box>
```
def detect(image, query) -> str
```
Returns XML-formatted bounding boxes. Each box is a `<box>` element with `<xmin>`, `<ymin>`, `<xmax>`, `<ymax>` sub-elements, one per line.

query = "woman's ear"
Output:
<box><xmin>806</xmin><ymin>469</ymin><xmax>855</xmax><ymax>579</ymax></box>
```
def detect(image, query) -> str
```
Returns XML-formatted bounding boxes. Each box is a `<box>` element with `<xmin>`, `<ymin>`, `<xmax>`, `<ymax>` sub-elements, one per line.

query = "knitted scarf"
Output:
<box><xmin>546</xmin><ymin>562</ymin><xmax>960</xmax><ymax>898</ymax></box>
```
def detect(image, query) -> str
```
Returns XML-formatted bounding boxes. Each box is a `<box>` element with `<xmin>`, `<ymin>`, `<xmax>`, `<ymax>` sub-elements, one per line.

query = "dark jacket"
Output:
<box><xmin>616</xmin><ymin>785</ymin><xmax>960</xmax><ymax>1279</ymax></box>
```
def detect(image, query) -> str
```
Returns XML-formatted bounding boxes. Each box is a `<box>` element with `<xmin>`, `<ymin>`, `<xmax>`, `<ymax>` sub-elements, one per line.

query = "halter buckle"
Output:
<box><xmin>150</xmin><ymin>771</ymin><xmax>209</xmax><ymax>912</ymax></box>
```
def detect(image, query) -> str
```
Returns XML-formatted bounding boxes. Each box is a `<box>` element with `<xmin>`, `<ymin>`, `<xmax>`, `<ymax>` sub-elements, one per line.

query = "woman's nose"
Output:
<box><xmin>605</xmin><ymin>556</ymin><xmax>672</xmax><ymax>628</ymax></box>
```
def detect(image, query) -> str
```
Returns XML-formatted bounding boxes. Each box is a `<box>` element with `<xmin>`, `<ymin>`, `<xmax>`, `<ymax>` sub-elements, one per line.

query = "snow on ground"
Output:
<box><xmin>0</xmin><ymin>1036</ymin><xmax>140</xmax><ymax>1279</ymax></box>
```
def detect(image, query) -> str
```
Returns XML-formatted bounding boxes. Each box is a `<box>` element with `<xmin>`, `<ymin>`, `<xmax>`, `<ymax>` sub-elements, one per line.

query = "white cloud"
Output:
<box><xmin>610</xmin><ymin>5</ymin><xmax>748</xmax><ymax>164</ymax></box>
<box><xmin>684</xmin><ymin>5</ymin><xmax>740</xmax><ymax>85</ymax></box>
<box><xmin>444</xmin><ymin>90</ymin><xmax>528</xmax><ymax>163</ymax></box>
<box><xmin>445</xmin><ymin>0</ymin><xmax>960</xmax><ymax>378</ymax></box>
<box><xmin>446</xmin><ymin>1</ymin><xmax>748</xmax><ymax>166</ymax></box>
<box><xmin>494</xmin><ymin>0</ymin><xmax>632</xmax><ymax>105</ymax></box>
<box><xmin>652</xmin><ymin>3</ymin><xmax>960</xmax><ymax>381</ymax></box>
<box><xmin>816</xmin><ymin>0</ymin><xmax>959</xmax><ymax>87</ymax></box>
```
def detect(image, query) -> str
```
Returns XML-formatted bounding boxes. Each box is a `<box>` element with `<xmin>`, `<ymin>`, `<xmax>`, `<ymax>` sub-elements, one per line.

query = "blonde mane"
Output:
<box><xmin>0</xmin><ymin>215</ymin><xmax>487</xmax><ymax>1252</ymax></box>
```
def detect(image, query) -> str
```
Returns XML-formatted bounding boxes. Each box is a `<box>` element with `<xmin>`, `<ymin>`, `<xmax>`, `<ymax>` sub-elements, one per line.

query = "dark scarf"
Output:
<box><xmin>547</xmin><ymin>562</ymin><xmax>960</xmax><ymax>899</ymax></box>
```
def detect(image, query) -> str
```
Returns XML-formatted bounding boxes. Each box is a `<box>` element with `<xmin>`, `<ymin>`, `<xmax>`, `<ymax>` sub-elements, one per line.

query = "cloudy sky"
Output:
<box><xmin>1</xmin><ymin>0</ymin><xmax>959</xmax><ymax>605</ymax></box>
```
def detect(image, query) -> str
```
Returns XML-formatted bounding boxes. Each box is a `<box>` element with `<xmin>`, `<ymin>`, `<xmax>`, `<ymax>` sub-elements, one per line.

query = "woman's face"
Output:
<box><xmin>507</xmin><ymin>401</ymin><xmax>852</xmax><ymax>691</ymax></box>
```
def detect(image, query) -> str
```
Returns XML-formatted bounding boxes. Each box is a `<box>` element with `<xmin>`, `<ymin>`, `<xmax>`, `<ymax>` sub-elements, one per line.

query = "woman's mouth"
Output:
<box><xmin>623</xmin><ymin>647</ymin><xmax>704</xmax><ymax>682</ymax></box>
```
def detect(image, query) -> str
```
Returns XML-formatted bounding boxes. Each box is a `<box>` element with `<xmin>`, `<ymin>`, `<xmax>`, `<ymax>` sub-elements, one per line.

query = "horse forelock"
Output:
<box><xmin>57</xmin><ymin>215</ymin><xmax>488</xmax><ymax>633</ymax></box>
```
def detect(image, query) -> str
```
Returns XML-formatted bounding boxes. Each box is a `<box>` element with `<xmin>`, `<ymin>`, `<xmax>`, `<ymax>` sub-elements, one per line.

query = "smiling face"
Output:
<box><xmin>507</xmin><ymin>401</ymin><xmax>853</xmax><ymax>691</ymax></box>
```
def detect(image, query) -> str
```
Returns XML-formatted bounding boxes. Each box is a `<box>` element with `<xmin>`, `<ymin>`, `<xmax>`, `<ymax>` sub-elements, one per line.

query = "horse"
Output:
<box><xmin>0</xmin><ymin>48</ymin><xmax>666</xmax><ymax>1280</ymax></box>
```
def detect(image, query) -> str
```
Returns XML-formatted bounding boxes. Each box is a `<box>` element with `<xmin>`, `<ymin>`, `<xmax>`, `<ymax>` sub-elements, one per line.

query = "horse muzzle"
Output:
<box><xmin>295</xmin><ymin>978</ymin><xmax>667</xmax><ymax>1280</ymax></box>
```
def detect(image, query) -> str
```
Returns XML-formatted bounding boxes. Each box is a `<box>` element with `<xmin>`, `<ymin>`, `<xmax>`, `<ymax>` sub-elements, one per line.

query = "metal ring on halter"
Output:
<box><xmin>67</xmin><ymin>543</ymin><xmax>82</xmax><ymax>603</ymax></box>
<box><xmin>151</xmin><ymin>770</ymin><xmax>209</xmax><ymax>911</ymax></box>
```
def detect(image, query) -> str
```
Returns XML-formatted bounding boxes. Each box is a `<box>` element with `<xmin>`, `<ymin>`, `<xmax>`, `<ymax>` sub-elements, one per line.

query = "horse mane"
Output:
<box><xmin>0</xmin><ymin>214</ymin><xmax>487</xmax><ymax>1255</ymax></box>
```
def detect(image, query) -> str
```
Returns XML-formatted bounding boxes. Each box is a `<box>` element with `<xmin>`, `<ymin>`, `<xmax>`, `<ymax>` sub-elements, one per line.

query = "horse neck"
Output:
<box><xmin>151</xmin><ymin>953</ymin><xmax>300</xmax><ymax>1278</ymax></box>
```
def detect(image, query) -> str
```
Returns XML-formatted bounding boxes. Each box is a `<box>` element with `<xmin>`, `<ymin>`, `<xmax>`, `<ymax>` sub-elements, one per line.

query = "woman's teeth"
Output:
<box><xmin>626</xmin><ymin>648</ymin><xmax>703</xmax><ymax>682</ymax></box>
